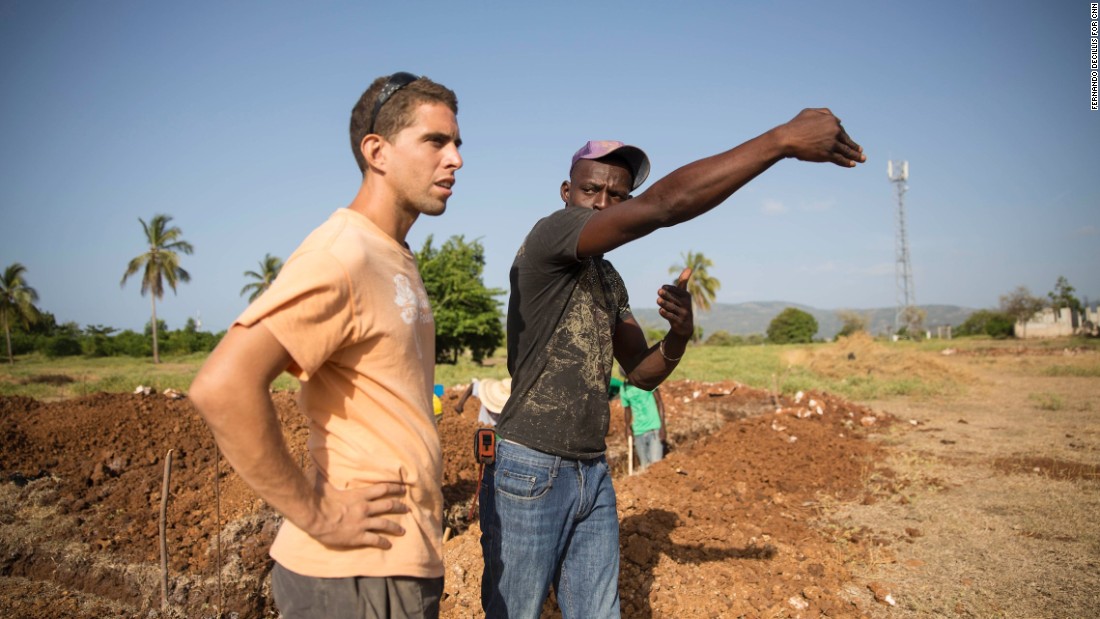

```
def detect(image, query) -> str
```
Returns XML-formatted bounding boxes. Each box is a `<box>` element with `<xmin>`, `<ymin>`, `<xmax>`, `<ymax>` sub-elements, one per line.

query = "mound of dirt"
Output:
<box><xmin>794</xmin><ymin>333</ymin><xmax>962</xmax><ymax>386</ymax></box>
<box><xmin>0</xmin><ymin>381</ymin><xmax>892</xmax><ymax>618</ymax></box>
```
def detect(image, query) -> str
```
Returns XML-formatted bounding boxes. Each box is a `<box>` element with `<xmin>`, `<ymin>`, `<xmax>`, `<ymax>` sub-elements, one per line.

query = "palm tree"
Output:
<box><xmin>0</xmin><ymin>263</ymin><xmax>40</xmax><ymax>364</ymax></box>
<box><xmin>669</xmin><ymin>250</ymin><xmax>721</xmax><ymax>312</ymax></box>
<box><xmin>240</xmin><ymin>253</ymin><xmax>283</xmax><ymax>302</ymax></box>
<box><xmin>120</xmin><ymin>214</ymin><xmax>193</xmax><ymax>364</ymax></box>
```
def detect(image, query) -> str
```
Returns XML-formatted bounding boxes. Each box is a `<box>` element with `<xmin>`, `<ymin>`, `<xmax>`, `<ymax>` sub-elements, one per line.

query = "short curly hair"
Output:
<box><xmin>349</xmin><ymin>75</ymin><xmax>459</xmax><ymax>173</ymax></box>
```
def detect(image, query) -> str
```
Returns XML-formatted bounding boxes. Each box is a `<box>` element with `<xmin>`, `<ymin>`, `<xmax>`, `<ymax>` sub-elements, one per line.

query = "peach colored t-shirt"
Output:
<box><xmin>234</xmin><ymin>208</ymin><xmax>442</xmax><ymax>578</ymax></box>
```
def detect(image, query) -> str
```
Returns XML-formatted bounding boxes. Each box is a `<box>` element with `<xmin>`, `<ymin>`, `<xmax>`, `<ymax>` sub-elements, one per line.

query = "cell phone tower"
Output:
<box><xmin>888</xmin><ymin>160</ymin><xmax>917</xmax><ymax>335</ymax></box>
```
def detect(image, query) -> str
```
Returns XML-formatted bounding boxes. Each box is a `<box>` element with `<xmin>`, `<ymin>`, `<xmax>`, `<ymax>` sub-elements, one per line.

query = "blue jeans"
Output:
<box><xmin>634</xmin><ymin>429</ymin><xmax>664</xmax><ymax>470</ymax></box>
<box><xmin>479</xmin><ymin>439</ymin><xmax>621</xmax><ymax>619</ymax></box>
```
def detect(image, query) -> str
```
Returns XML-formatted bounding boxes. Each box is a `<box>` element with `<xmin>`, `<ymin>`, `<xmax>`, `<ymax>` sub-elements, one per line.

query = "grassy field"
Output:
<box><xmin>0</xmin><ymin>351</ymin><xmax>508</xmax><ymax>401</ymax></box>
<box><xmin>0</xmin><ymin>353</ymin><xmax>297</xmax><ymax>400</ymax></box>
<box><xmin>2</xmin><ymin>336</ymin><xmax>1096</xmax><ymax>401</ymax></box>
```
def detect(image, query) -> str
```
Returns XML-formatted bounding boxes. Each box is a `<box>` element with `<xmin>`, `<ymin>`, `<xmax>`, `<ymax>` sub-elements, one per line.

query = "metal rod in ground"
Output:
<box><xmin>160</xmin><ymin>449</ymin><xmax>174</xmax><ymax>612</ymax></box>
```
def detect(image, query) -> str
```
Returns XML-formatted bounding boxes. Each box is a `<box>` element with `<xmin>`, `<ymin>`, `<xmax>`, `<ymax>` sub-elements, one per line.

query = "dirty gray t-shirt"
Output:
<box><xmin>497</xmin><ymin>206</ymin><xmax>632</xmax><ymax>459</ymax></box>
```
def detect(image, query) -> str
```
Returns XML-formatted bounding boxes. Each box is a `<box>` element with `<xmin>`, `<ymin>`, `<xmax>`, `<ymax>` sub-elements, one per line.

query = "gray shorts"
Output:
<box><xmin>272</xmin><ymin>562</ymin><xmax>443</xmax><ymax>619</ymax></box>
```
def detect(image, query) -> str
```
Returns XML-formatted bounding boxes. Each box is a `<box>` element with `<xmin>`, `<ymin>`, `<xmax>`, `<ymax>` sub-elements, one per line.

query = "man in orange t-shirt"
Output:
<box><xmin>191</xmin><ymin>72</ymin><xmax>462</xmax><ymax>618</ymax></box>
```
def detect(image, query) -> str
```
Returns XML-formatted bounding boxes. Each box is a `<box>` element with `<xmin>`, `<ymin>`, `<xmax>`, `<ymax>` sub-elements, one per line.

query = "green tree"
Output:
<box><xmin>415</xmin><ymin>235</ymin><xmax>505</xmax><ymax>364</ymax></box>
<box><xmin>955</xmin><ymin>310</ymin><xmax>1013</xmax><ymax>338</ymax></box>
<box><xmin>1047</xmin><ymin>276</ymin><xmax>1082</xmax><ymax>313</ymax></box>
<box><xmin>240</xmin><ymin>253</ymin><xmax>284</xmax><ymax>302</ymax></box>
<box><xmin>17</xmin><ymin>310</ymin><xmax>56</xmax><ymax>337</ymax></box>
<box><xmin>145</xmin><ymin>319</ymin><xmax>169</xmax><ymax>338</ymax></box>
<box><xmin>766</xmin><ymin>307</ymin><xmax>818</xmax><ymax>344</ymax></box>
<box><xmin>165</xmin><ymin>318</ymin><xmax>219</xmax><ymax>354</ymax></box>
<box><xmin>44</xmin><ymin>321</ymin><xmax>82</xmax><ymax>358</ymax></box>
<box><xmin>120</xmin><ymin>214</ymin><xmax>194</xmax><ymax>364</ymax></box>
<box><xmin>8</xmin><ymin>310</ymin><xmax>57</xmax><ymax>357</ymax></box>
<box><xmin>668</xmin><ymin>250</ymin><xmax>720</xmax><ymax>312</ymax></box>
<box><xmin>83</xmin><ymin>324</ymin><xmax>118</xmax><ymax>357</ymax></box>
<box><xmin>113</xmin><ymin>329</ymin><xmax>151</xmax><ymax>357</ymax></box>
<box><xmin>0</xmin><ymin>262</ymin><xmax>41</xmax><ymax>363</ymax></box>
<box><xmin>999</xmin><ymin>286</ymin><xmax>1045</xmax><ymax>338</ymax></box>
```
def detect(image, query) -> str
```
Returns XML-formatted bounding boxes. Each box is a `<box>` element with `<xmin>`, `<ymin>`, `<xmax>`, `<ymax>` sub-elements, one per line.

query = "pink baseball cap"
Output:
<box><xmin>570</xmin><ymin>140</ymin><xmax>651</xmax><ymax>190</ymax></box>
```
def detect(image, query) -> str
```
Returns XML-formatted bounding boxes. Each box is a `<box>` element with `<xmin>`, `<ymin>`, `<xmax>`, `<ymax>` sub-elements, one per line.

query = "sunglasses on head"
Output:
<box><xmin>368</xmin><ymin>71</ymin><xmax>420</xmax><ymax>135</ymax></box>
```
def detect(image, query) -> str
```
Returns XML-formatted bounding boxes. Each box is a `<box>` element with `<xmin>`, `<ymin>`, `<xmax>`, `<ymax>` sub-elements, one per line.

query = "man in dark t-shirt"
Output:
<box><xmin>480</xmin><ymin>111</ymin><xmax>865</xmax><ymax>619</ymax></box>
<box><xmin>497</xmin><ymin>205</ymin><xmax>637</xmax><ymax>458</ymax></box>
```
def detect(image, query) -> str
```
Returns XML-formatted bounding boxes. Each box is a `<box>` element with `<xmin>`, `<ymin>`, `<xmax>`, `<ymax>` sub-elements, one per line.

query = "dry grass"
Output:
<box><xmin>805</xmin><ymin>332</ymin><xmax>963</xmax><ymax>384</ymax></box>
<box><xmin>827</xmin><ymin>342</ymin><xmax>1100</xmax><ymax>618</ymax></box>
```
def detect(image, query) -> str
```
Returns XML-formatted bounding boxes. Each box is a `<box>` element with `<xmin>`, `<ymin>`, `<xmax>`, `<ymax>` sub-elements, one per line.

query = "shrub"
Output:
<box><xmin>43</xmin><ymin>336</ymin><xmax>82</xmax><ymax>358</ymax></box>
<box><xmin>112</xmin><ymin>330</ymin><xmax>152</xmax><ymax>357</ymax></box>
<box><xmin>835</xmin><ymin>310</ymin><xmax>870</xmax><ymax>339</ymax></box>
<box><xmin>7</xmin><ymin>331</ymin><xmax>39</xmax><ymax>356</ymax></box>
<box><xmin>956</xmin><ymin>310</ymin><xmax>1014</xmax><ymax>338</ymax></box>
<box><xmin>164</xmin><ymin>329</ymin><xmax>219</xmax><ymax>355</ymax></box>
<box><xmin>767</xmin><ymin>308</ymin><xmax>818</xmax><ymax>344</ymax></box>
<box><xmin>705</xmin><ymin>330</ymin><xmax>740</xmax><ymax>346</ymax></box>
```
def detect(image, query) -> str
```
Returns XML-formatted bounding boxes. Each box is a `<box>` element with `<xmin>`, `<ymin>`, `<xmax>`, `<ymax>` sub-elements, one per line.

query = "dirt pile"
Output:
<box><xmin>0</xmin><ymin>381</ymin><xmax>892</xmax><ymax>618</ymax></box>
<box><xmin>786</xmin><ymin>333</ymin><xmax>962</xmax><ymax>387</ymax></box>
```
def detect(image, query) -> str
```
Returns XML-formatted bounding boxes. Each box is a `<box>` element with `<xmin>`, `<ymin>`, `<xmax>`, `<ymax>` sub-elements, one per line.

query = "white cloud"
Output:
<box><xmin>762</xmin><ymin>199</ymin><xmax>787</xmax><ymax>215</ymax></box>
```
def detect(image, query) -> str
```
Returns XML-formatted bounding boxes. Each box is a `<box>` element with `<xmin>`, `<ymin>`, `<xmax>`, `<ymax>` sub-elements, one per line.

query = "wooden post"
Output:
<box><xmin>627</xmin><ymin>434</ymin><xmax>634</xmax><ymax>476</ymax></box>
<box><xmin>159</xmin><ymin>449</ymin><xmax>174</xmax><ymax>612</ymax></box>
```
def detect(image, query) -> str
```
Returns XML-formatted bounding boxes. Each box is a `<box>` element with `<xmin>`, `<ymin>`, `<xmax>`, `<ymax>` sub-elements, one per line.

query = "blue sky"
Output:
<box><xmin>1</xmin><ymin>1</ymin><xmax>1097</xmax><ymax>333</ymax></box>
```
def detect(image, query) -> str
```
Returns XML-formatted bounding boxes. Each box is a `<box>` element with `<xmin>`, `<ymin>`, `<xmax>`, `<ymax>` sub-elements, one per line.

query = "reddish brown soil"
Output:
<box><xmin>0</xmin><ymin>382</ymin><xmax>891</xmax><ymax>618</ymax></box>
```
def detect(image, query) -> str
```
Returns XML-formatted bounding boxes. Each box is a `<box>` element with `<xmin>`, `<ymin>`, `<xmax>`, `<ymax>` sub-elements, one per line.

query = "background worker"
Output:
<box><xmin>456</xmin><ymin>377</ymin><xmax>511</xmax><ymax>427</ymax></box>
<box><xmin>480</xmin><ymin>109</ymin><xmax>865</xmax><ymax>619</ymax></box>
<box><xmin>190</xmin><ymin>72</ymin><xmax>462</xmax><ymax>619</ymax></box>
<box><xmin>620</xmin><ymin>374</ymin><xmax>667</xmax><ymax>471</ymax></box>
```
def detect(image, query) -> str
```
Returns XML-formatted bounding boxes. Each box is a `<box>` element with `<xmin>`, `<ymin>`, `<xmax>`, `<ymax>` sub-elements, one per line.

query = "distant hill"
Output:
<box><xmin>632</xmin><ymin>301</ymin><xmax>978</xmax><ymax>339</ymax></box>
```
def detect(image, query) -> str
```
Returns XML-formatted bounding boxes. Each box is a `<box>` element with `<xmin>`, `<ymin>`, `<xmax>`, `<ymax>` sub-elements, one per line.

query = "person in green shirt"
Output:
<box><xmin>620</xmin><ymin>374</ymin><xmax>667</xmax><ymax>470</ymax></box>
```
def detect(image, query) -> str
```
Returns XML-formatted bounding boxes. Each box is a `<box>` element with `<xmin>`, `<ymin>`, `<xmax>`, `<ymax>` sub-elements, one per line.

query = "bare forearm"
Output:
<box><xmin>625</xmin><ymin>332</ymin><xmax>688</xmax><ymax>391</ymax></box>
<box><xmin>637</xmin><ymin>129</ymin><xmax>784</xmax><ymax>228</ymax></box>
<box><xmin>638</xmin><ymin>108</ymin><xmax>865</xmax><ymax>226</ymax></box>
<box><xmin>579</xmin><ymin>110</ymin><xmax>863</xmax><ymax>257</ymax></box>
<box><xmin>192</xmin><ymin>380</ymin><xmax>319</xmax><ymax>530</ymax></box>
<box><xmin>578</xmin><ymin>131</ymin><xmax>785</xmax><ymax>256</ymax></box>
<box><xmin>190</xmin><ymin>323</ymin><xmax>321</xmax><ymax>533</ymax></box>
<box><xmin>192</xmin><ymin>323</ymin><xmax>408</xmax><ymax>550</ymax></box>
